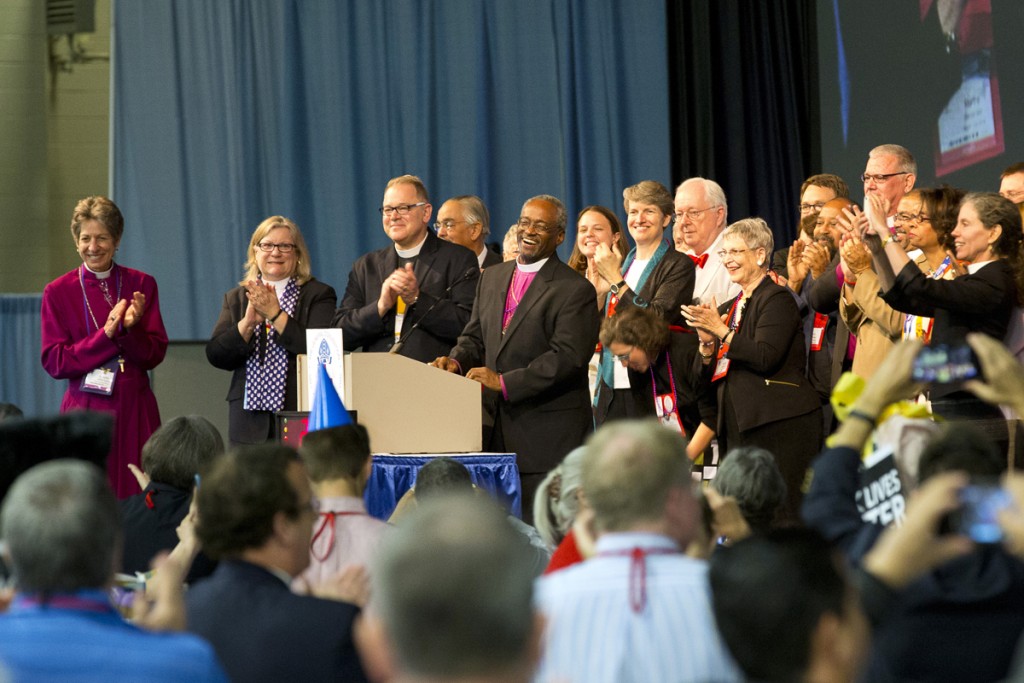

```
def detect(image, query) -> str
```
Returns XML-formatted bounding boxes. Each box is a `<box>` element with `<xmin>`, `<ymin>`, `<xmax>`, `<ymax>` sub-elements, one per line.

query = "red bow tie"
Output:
<box><xmin>688</xmin><ymin>253</ymin><xmax>709</xmax><ymax>268</ymax></box>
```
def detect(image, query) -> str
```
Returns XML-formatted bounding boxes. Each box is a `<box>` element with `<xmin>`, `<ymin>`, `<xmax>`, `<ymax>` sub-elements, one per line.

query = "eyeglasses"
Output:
<box><xmin>435</xmin><ymin>220</ymin><xmax>466</xmax><ymax>232</ymax></box>
<box><xmin>516</xmin><ymin>218</ymin><xmax>557</xmax><ymax>233</ymax></box>
<box><xmin>257</xmin><ymin>242</ymin><xmax>296</xmax><ymax>253</ymax></box>
<box><xmin>716</xmin><ymin>248</ymin><xmax>751</xmax><ymax>260</ymax></box>
<box><xmin>799</xmin><ymin>202</ymin><xmax>827</xmax><ymax>214</ymax></box>
<box><xmin>613</xmin><ymin>347</ymin><xmax>634</xmax><ymax>363</ymax></box>
<box><xmin>673</xmin><ymin>207</ymin><xmax>717</xmax><ymax>223</ymax></box>
<box><xmin>380</xmin><ymin>202</ymin><xmax>427</xmax><ymax>216</ymax></box>
<box><xmin>894</xmin><ymin>212</ymin><xmax>929</xmax><ymax>224</ymax></box>
<box><xmin>861</xmin><ymin>171</ymin><xmax>909</xmax><ymax>184</ymax></box>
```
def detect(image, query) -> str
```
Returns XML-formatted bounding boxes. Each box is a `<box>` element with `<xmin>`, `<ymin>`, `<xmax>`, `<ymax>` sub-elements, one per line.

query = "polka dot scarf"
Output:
<box><xmin>243</xmin><ymin>278</ymin><xmax>299</xmax><ymax>412</ymax></box>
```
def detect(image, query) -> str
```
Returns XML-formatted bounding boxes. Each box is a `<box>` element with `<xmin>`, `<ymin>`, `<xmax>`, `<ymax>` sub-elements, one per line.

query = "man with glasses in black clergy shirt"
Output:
<box><xmin>431</xmin><ymin>195</ymin><xmax>600</xmax><ymax>524</ymax></box>
<box><xmin>334</xmin><ymin>174</ymin><xmax>479</xmax><ymax>362</ymax></box>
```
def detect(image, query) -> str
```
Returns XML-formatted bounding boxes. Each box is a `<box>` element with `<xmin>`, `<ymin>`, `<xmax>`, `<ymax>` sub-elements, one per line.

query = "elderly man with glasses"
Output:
<box><xmin>435</xmin><ymin>194</ymin><xmax>502</xmax><ymax>270</ymax></box>
<box><xmin>673</xmin><ymin>177</ymin><xmax>742</xmax><ymax>306</ymax></box>
<box><xmin>334</xmin><ymin>174</ymin><xmax>479</xmax><ymax>362</ymax></box>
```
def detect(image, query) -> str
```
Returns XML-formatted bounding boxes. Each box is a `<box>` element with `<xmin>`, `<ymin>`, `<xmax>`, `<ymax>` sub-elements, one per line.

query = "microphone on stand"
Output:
<box><xmin>389</xmin><ymin>266</ymin><xmax>479</xmax><ymax>355</ymax></box>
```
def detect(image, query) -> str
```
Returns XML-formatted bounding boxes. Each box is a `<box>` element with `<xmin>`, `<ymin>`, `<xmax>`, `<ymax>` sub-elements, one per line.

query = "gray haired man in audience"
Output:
<box><xmin>534</xmin><ymin>420</ymin><xmax>741</xmax><ymax>682</ymax></box>
<box><xmin>355</xmin><ymin>494</ymin><xmax>541</xmax><ymax>683</ymax></box>
<box><xmin>0</xmin><ymin>460</ymin><xmax>227</xmax><ymax>682</ymax></box>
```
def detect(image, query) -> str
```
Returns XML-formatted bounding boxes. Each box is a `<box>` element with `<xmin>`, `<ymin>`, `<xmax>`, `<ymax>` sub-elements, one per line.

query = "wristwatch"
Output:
<box><xmin>609</xmin><ymin>280</ymin><xmax>627</xmax><ymax>295</ymax></box>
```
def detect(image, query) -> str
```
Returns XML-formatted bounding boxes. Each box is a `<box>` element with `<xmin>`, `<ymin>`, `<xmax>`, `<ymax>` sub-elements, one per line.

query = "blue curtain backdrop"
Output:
<box><xmin>0</xmin><ymin>296</ymin><xmax>67</xmax><ymax>417</ymax></box>
<box><xmin>112</xmin><ymin>0</ymin><xmax>671</xmax><ymax>340</ymax></box>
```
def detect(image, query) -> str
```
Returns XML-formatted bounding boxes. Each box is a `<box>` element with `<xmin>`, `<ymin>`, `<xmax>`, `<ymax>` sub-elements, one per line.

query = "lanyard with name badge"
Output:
<box><xmin>78</xmin><ymin>265</ymin><xmax>124</xmax><ymax>396</ymax></box>
<box><xmin>652</xmin><ymin>351</ymin><xmax>686</xmax><ymax>435</ymax></box>
<box><xmin>712</xmin><ymin>295</ymin><xmax>745</xmax><ymax>382</ymax></box>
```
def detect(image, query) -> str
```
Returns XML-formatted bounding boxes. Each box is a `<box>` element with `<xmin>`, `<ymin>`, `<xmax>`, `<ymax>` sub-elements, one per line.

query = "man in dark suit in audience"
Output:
<box><xmin>334</xmin><ymin>174</ymin><xmax>479</xmax><ymax>362</ymax></box>
<box><xmin>186</xmin><ymin>444</ymin><xmax>368</xmax><ymax>683</ymax></box>
<box><xmin>431</xmin><ymin>194</ymin><xmax>600</xmax><ymax>523</ymax></box>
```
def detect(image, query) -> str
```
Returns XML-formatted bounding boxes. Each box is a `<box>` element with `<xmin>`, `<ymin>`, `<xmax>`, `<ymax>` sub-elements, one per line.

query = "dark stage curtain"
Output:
<box><xmin>667</xmin><ymin>0</ymin><xmax>820</xmax><ymax>248</ymax></box>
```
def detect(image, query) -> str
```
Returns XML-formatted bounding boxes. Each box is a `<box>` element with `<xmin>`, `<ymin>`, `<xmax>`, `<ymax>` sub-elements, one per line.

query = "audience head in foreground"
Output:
<box><xmin>534</xmin><ymin>420</ymin><xmax>741</xmax><ymax>682</ymax></box>
<box><xmin>713</xmin><ymin>446</ymin><xmax>787</xmax><ymax>534</ymax></box>
<box><xmin>187</xmin><ymin>444</ymin><xmax>368</xmax><ymax>682</ymax></box>
<box><xmin>120</xmin><ymin>414</ymin><xmax>223</xmax><ymax>580</ymax></box>
<box><xmin>3</xmin><ymin>460</ymin><xmax>120</xmax><ymax>597</ymax></box>
<box><xmin>141</xmin><ymin>415</ymin><xmax>223</xmax><ymax>491</ymax></box>
<box><xmin>299</xmin><ymin>423</ymin><xmax>373</xmax><ymax>490</ymax></box>
<box><xmin>582</xmin><ymin>419</ymin><xmax>698</xmax><ymax>542</ymax></box>
<box><xmin>0</xmin><ymin>460</ymin><xmax>226</xmax><ymax>682</ymax></box>
<box><xmin>710</xmin><ymin>528</ymin><xmax>869</xmax><ymax>683</ymax></box>
<box><xmin>357</xmin><ymin>494</ymin><xmax>540</xmax><ymax>683</ymax></box>
<box><xmin>196</xmin><ymin>444</ymin><xmax>314</xmax><ymax>576</ymax></box>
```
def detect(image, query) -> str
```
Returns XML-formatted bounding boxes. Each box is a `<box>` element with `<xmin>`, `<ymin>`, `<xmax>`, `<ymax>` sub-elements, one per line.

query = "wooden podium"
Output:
<box><xmin>298</xmin><ymin>352</ymin><xmax>482</xmax><ymax>453</ymax></box>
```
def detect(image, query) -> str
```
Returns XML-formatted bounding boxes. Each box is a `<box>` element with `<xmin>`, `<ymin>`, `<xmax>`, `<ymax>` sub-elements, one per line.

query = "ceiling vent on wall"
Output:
<box><xmin>46</xmin><ymin>0</ymin><xmax>96</xmax><ymax>36</ymax></box>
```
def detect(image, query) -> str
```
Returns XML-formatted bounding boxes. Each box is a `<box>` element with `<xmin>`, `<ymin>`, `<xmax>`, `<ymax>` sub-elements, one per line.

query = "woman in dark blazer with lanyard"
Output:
<box><xmin>682</xmin><ymin>218</ymin><xmax>822</xmax><ymax>521</ymax></box>
<box><xmin>864</xmin><ymin>191</ymin><xmax>1023</xmax><ymax>420</ymax></box>
<box><xmin>592</xmin><ymin>181</ymin><xmax>696</xmax><ymax>423</ymax></box>
<box><xmin>207</xmin><ymin>216</ymin><xmax>337</xmax><ymax>445</ymax></box>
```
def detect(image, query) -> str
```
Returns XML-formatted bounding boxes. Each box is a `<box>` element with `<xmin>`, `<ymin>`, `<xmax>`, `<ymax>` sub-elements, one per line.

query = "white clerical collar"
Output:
<box><xmin>84</xmin><ymin>263</ymin><xmax>114</xmax><ymax>279</ymax></box>
<box><xmin>968</xmin><ymin>260</ymin><xmax>994</xmax><ymax>274</ymax></box>
<box><xmin>516</xmin><ymin>257</ymin><xmax>549</xmax><ymax>273</ymax></box>
<box><xmin>262</xmin><ymin>277</ymin><xmax>289</xmax><ymax>297</ymax></box>
<box><xmin>395</xmin><ymin>235</ymin><xmax>428</xmax><ymax>259</ymax></box>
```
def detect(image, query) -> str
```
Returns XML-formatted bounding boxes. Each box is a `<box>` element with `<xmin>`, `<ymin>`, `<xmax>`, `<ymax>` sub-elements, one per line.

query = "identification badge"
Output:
<box><xmin>655</xmin><ymin>393</ymin><xmax>685</xmax><ymax>435</ymax></box>
<box><xmin>712</xmin><ymin>356</ymin><xmax>731</xmax><ymax>382</ymax></box>
<box><xmin>613</xmin><ymin>355</ymin><xmax>631</xmax><ymax>388</ymax></box>
<box><xmin>810</xmin><ymin>313</ymin><xmax>828</xmax><ymax>352</ymax></box>
<box><xmin>81</xmin><ymin>358</ymin><xmax>119</xmax><ymax>396</ymax></box>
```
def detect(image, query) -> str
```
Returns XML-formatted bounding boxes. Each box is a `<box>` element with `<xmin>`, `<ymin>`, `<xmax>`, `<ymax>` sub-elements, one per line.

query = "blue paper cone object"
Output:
<box><xmin>309</xmin><ymin>361</ymin><xmax>352</xmax><ymax>431</ymax></box>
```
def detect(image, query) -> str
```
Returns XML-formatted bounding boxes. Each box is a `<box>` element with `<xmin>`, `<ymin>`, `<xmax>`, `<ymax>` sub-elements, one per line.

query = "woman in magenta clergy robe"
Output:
<box><xmin>41</xmin><ymin>196</ymin><xmax>168</xmax><ymax>498</ymax></box>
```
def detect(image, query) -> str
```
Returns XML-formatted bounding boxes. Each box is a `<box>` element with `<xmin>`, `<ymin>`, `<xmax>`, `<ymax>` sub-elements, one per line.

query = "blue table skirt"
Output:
<box><xmin>364</xmin><ymin>453</ymin><xmax>521</xmax><ymax>520</ymax></box>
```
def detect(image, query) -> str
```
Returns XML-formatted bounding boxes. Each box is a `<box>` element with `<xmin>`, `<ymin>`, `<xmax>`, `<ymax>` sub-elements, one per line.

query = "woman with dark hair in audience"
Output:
<box><xmin>840</xmin><ymin>187</ymin><xmax>966</xmax><ymax>378</ymax></box>
<box><xmin>120</xmin><ymin>415</ymin><xmax>224</xmax><ymax>583</ymax></box>
<box><xmin>207</xmin><ymin>216</ymin><xmax>336</xmax><ymax>446</ymax></box>
<box><xmin>897</xmin><ymin>186</ymin><xmax>968</xmax><ymax>340</ymax></box>
<box><xmin>865</xmin><ymin>192</ymin><xmax>1023</xmax><ymax>419</ymax></box>
<box><xmin>41</xmin><ymin>196</ymin><xmax>169</xmax><ymax>498</ymax></box>
<box><xmin>682</xmin><ymin>218</ymin><xmax>822</xmax><ymax>521</ymax></box>
<box><xmin>597</xmin><ymin>306</ymin><xmax>714</xmax><ymax>460</ymax></box>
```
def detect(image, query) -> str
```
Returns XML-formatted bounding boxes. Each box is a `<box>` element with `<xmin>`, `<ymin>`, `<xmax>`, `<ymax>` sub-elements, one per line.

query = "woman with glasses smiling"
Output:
<box><xmin>207</xmin><ymin>216</ymin><xmax>337</xmax><ymax>446</ymax></box>
<box><xmin>681</xmin><ymin>218</ymin><xmax>822</xmax><ymax>521</ymax></box>
<box><xmin>838</xmin><ymin>189</ymin><xmax>965</xmax><ymax>379</ymax></box>
<box><xmin>863</xmin><ymin>191</ymin><xmax>1024</xmax><ymax>420</ymax></box>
